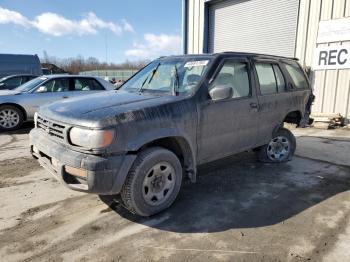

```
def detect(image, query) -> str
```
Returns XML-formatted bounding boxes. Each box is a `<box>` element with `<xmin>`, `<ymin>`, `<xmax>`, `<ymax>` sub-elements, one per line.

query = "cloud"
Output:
<box><xmin>0</xmin><ymin>7</ymin><xmax>31</xmax><ymax>27</ymax></box>
<box><xmin>0</xmin><ymin>6</ymin><xmax>133</xmax><ymax>36</ymax></box>
<box><xmin>125</xmin><ymin>34</ymin><xmax>182</xmax><ymax>60</ymax></box>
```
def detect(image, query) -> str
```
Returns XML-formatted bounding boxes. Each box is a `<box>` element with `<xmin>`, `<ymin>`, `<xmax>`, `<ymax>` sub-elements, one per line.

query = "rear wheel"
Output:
<box><xmin>121</xmin><ymin>147</ymin><xmax>182</xmax><ymax>216</ymax></box>
<box><xmin>0</xmin><ymin>105</ymin><xmax>24</xmax><ymax>131</ymax></box>
<box><xmin>258</xmin><ymin>128</ymin><xmax>296</xmax><ymax>163</ymax></box>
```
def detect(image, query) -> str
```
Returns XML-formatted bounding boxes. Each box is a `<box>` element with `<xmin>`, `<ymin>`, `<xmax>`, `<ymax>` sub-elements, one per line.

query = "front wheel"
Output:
<box><xmin>258</xmin><ymin>128</ymin><xmax>296</xmax><ymax>163</ymax></box>
<box><xmin>121</xmin><ymin>147</ymin><xmax>182</xmax><ymax>217</ymax></box>
<box><xmin>0</xmin><ymin>105</ymin><xmax>24</xmax><ymax>131</ymax></box>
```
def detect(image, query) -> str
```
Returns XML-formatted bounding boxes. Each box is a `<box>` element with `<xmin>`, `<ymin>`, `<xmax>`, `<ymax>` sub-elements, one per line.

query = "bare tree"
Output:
<box><xmin>40</xmin><ymin>52</ymin><xmax>149</xmax><ymax>74</ymax></box>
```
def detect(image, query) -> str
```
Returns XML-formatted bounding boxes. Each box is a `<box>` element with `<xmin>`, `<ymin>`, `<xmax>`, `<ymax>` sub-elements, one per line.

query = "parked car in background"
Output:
<box><xmin>30</xmin><ymin>52</ymin><xmax>314</xmax><ymax>217</ymax></box>
<box><xmin>0</xmin><ymin>75</ymin><xmax>115</xmax><ymax>131</ymax></box>
<box><xmin>0</xmin><ymin>74</ymin><xmax>39</xmax><ymax>90</ymax></box>
<box><xmin>0</xmin><ymin>54</ymin><xmax>42</xmax><ymax>78</ymax></box>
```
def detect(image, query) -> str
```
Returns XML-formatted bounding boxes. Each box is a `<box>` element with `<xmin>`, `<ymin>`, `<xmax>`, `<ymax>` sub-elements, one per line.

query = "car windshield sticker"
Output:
<box><xmin>184</xmin><ymin>60</ymin><xmax>209</xmax><ymax>68</ymax></box>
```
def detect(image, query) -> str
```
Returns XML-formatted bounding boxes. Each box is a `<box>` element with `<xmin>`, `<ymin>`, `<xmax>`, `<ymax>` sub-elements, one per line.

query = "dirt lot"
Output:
<box><xmin>0</xmin><ymin>124</ymin><xmax>350</xmax><ymax>262</ymax></box>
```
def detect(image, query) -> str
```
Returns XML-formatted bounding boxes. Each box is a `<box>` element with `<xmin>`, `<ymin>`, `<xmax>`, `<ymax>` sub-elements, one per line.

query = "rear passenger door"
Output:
<box><xmin>253</xmin><ymin>60</ymin><xmax>291</xmax><ymax>144</ymax></box>
<box><xmin>198</xmin><ymin>58</ymin><xmax>260</xmax><ymax>163</ymax></box>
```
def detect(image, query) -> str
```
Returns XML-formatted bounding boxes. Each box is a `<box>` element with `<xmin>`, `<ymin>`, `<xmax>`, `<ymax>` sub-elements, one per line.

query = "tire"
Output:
<box><xmin>258</xmin><ymin>128</ymin><xmax>296</xmax><ymax>163</ymax></box>
<box><xmin>121</xmin><ymin>147</ymin><xmax>183</xmax><ymax>217</ymax></box>
<box><xmin>0</xmin><ymin>105</ymin><xmax>24</xmax><ymax>131</ymax></box>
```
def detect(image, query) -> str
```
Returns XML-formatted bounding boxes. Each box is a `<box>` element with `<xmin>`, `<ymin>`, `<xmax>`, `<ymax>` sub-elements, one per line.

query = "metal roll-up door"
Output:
<box><xmin>208</xmin><ymin>0</ymin><xmax>300</xmax><ymax>57</ymax></box>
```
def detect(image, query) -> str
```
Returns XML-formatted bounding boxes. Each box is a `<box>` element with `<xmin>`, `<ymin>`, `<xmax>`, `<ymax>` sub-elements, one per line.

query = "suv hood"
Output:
<box><xmin>39</xmin><ymin>90</ymin><xmax>178</xmax><ymax>127</ymax></box>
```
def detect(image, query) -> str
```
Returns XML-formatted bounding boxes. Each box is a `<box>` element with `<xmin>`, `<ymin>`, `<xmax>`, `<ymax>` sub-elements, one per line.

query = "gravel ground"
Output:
<box><xmin>0</xmin><ymin>124</ymin><xmax>350</xmax><ymax>262</ymax></box>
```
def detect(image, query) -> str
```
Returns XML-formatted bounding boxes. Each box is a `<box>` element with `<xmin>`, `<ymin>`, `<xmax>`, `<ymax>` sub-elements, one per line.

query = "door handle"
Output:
<box><xmin>250</xmin><ymin>103</ymin><xmax>258</xmax><ymax>109</ymax></box>
<box><xmin>62</xmin><ymin>96</ymin><xmax>69</xmax><ymax>99</ymax></box>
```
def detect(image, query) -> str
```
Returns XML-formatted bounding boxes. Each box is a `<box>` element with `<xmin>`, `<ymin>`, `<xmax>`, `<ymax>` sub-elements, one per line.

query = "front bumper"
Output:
<box><xmin>29</xmin><ymin>128</ymin><xmax>136</xmax><ymax>195</ymax></box>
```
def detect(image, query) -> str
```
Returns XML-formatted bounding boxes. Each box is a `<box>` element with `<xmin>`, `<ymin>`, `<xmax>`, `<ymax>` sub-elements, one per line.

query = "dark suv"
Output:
<box><xmin>30</xmin><ymin>52</ymin><xmax>314</xmax><ymax>216</ymax></box>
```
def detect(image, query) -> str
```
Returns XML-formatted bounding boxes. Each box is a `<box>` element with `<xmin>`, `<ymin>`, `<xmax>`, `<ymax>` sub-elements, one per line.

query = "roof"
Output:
<box><xmin>41</xmin><ymin>74</ymin><xmax>101</xmax><ymax>78</ymax></box>
<box><xmin>1</xmin><ymin>74</ymin><xmax>39</xmax><ymax>79</ymax></box>
<box><xmin>160</xmin><ymin>52</ymin><xmax>298</xmax><ymax>61</ymax></box>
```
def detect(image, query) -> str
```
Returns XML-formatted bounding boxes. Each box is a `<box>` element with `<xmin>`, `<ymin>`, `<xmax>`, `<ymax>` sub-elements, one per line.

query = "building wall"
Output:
<box><xmin>184</xmin><ymin>0</ymin><xmax>350</xmax><ymax>121</ymax></box>
<box><xmin>296</xmin><ymin>0</ymin><xmax>350</xmax><ymax>121</ymax></box>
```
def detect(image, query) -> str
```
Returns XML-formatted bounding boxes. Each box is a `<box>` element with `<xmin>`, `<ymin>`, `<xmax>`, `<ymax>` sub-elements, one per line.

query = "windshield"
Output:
<box><xmin>15</xmin><ymin>77</ymin><xmax>47</xmax><ymax>93</ymax></box>
<box><xmin>122</xmin><ymin>58</ymin><xmax>211</xmax><ymax>94</ymax></box>
<box><xmin>0</xmin><ymin>76</ymin><xmax>9</xmax><ymax>83</ymax></box>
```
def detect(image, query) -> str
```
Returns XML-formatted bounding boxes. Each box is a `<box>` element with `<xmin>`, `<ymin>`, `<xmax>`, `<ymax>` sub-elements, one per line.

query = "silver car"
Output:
<box><xmin>0</xmin><ymin>75</ymin><xmax>115</xmax><ymax>131</ymax></box>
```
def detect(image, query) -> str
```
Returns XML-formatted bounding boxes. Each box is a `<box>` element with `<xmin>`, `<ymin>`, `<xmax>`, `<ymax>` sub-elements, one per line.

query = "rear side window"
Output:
<box><xmin>255</xmin><ymin>63</ymin><xmax>286</xmax><ymax>95</ymax></box>
<box><xmin>284</xmin><ymin>62</ymin><xmax>308</xmax><ymax>89</ymax></box>
<box><xmin>73</xmin><ymin>78</ymin><xmax>105</xmax><ymax>91</ymax></box>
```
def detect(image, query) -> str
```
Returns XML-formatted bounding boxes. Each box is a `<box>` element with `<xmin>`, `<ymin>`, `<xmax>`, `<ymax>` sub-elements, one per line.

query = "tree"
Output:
<box><xmin>40</xmin><ymin>52</ymin><xmax>148</xmax><ymax>74</ymax></box>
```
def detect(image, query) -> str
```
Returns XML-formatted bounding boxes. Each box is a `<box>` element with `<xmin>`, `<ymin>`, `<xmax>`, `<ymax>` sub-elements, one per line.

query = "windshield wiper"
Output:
<box><xmin>138</xmin><ymin>62</ymin><xmax>161</xmax><ymax>93</ymax></box>
<box><xmin>172</xmin><ymin>65</ymin><xmax>179</xmax><ymax>96</ymax></box>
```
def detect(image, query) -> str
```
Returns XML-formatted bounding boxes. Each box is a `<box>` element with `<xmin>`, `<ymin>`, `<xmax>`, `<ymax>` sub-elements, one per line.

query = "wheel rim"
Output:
<box><xmin>142</xmin><ymin>161</ymin><xmax>176</xmax><ymax>206</ymax></box>
<box><xmin>266</xmin><ymin>136</ymin><xmax>290</xmax><ymax>161</ymax></box>
<box><xmin>0</xmin><ymin>108</ymin><xmax>20</xmax><ymax>129</ymax></box>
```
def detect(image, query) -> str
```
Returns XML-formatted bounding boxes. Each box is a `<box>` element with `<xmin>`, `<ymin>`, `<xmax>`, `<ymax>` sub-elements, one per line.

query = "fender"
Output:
<box><xmin>126</xmin><ymin>128</ymin><xmax>197</xmax><ymax>182</ymax></box>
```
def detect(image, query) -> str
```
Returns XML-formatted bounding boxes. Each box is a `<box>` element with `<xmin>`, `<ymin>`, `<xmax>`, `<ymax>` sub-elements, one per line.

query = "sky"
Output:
<box><xmin>0</xmin><ymin>0</ymin><xmax>183</xmax><ymax>63</ymax></box>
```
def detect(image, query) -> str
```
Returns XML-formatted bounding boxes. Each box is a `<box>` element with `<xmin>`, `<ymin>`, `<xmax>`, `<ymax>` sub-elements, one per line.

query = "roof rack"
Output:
<box><xmin>218</xmin><ymin>51</ymin><xmax>299</xmax><ymax>61</ymax></box>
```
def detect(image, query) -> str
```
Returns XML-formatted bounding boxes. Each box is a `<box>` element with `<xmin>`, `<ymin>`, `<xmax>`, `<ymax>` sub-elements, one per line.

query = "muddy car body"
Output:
<box><xmin>30</xmin><ymin>52</ymin><xmax>313</xmax><ymax>216</ymax></box>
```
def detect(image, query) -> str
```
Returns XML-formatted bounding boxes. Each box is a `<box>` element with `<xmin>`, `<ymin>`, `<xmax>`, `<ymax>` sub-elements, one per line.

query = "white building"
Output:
<box><xmin>182</xmin><ymin>0</ymin><xmax>350</xmax><ymax>123</ymax></box>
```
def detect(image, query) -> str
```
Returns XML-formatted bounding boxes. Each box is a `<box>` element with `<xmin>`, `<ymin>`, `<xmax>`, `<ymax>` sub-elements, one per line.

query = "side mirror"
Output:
<box><xmin>36</xmin><ymin>86</ymin><xmax>47</xmax><ymax>93</ymax></box>
<box><xmin>209</xmin><ymin>85</ymin><xmax>233</xmax><ymax>101</ymax></box>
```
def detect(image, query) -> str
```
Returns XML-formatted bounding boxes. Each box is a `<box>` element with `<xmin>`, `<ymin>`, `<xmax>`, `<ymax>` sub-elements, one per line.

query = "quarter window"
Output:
<box><xmin>284</xmin><ymin>62</ymin><xmax>308</xmax><ymax>89</ymax></box>
<box><xmin>255</xmin><ymin>63</ymin><xmax>286</xmax><ymax>95</ymax></box>
<box><xmin>210</xmin><ymin>61</ymin><xmax>250</xmax><ymax>99</ymax></box>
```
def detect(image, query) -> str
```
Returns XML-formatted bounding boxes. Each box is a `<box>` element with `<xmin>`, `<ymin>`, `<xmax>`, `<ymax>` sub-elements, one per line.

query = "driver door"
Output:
<box><xmin>25</xmin><ymin>78</ymin><xmax>72</xmax><ymax>117</ymax></box>
<box><xmin>197</xmin><ymin>58</ymin><xmax>260</xmax><ymax>163</ymax></box>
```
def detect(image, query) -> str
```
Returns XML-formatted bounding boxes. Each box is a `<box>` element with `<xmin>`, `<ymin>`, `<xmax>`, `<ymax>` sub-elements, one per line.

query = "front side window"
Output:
<box><xmin>122</xmin><ymin>58</ymin><xmax>211</xmax><ymax>94</ymax></box>
<box><xmin>284</xmin><ymin>62</ymin><xmax>308</xmax><ymax>89</ymax></box>
<box><xmin>210</xmin><ymin>61</ymin><xmax>250</xmax><ymax>99</ymax></box>
<box><xmin>37</xmin><ymin>78</ymin><xmax>70</xmax><ymax>93</ymax></box>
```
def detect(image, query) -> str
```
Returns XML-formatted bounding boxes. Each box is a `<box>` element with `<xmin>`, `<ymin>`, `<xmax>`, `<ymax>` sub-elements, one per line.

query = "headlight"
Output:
<box><xmin>34</xmin><ymin>112</ymin><xmax>38</xmax><ymax>128</ymax></box>
<box><xmin>69</xmin><ymin>127</ymin><xmax>115</xmax><ymax>148</ymax></box>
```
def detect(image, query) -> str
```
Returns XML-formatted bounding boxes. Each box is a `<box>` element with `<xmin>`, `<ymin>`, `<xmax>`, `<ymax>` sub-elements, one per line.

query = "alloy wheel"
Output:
<box><xmin>0</xmin><ymin>108</ymin><xmax>20</xmax><ymax>129</ymax></box>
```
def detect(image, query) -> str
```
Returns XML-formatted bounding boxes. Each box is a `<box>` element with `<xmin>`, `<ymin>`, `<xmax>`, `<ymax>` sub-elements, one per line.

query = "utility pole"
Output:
<box><xmin>105</xmin><ymin>33</ymin><xmax>108</xmax><ymax>64</ymax></box>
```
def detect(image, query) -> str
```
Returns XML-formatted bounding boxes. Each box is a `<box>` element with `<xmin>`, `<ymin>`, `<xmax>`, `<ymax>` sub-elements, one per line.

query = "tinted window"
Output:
<box><xmin>210</xmin><ymin>61</ymin><xmax>250</xmax><ymax>99</ymax></box>
<box><xmin>5</xmin><ymin>77</ymin><xmax>22</xmax><ymax>86</ymax></box>
<box><xmin>255</xmin><ymin>63</ymin><xmax>278</xmax><ymax>95</ymax></box>
<box><xmin>40</xmin><ymin>78</ymin><xmax>70</xmax><ymax>92</ymax></box>
<box><xmin>284</xmin><ymin>62</ymin><xmax>308</xmax><ymax>89</ymax></box>
<box><xmin>74</xmin><ymin>78</ymin><xmax>104</xmax><ymax>91</ymax></box>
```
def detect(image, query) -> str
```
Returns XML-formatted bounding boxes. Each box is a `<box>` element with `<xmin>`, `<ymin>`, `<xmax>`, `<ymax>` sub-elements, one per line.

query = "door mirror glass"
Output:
<box><xmin>36</xmin><ymin>86</ymin><xmax>48</xmax><ymax>93</ymax></box>
<box><xmin>209</xmin><ymin>85</ymin><xmax>233</xmax><ymax>101</ymax></box>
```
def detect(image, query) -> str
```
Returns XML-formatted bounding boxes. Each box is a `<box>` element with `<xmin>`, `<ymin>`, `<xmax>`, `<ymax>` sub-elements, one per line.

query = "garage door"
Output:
<box><xmin>208</xmin><ymin>0</ymin><xmax>300</xmax><ymax>57</ymax></box>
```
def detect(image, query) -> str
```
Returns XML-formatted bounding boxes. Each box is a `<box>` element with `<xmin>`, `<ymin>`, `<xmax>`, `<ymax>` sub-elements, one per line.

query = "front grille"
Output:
<box><xmin>37</xmin><ymin>115</ymin><xmax>66</xmax><ymax>140</ymax></box>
